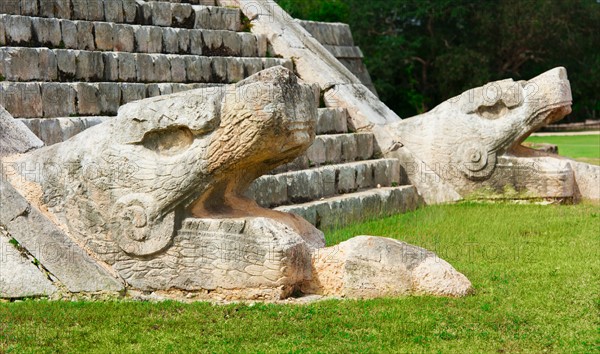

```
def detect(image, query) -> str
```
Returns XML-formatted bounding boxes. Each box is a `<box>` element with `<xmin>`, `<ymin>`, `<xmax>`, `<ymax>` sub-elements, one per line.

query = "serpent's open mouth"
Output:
<box><xmin>507</xmin><ymin>103</ymin><xmax>572</xmax><ymax>158</ymax></box>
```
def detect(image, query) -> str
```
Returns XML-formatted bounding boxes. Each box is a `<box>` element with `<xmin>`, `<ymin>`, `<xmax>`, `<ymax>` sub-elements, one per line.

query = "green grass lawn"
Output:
<box><xmin>1</xmin><ymin>203</ymin><xmax>599</xmax><ymax>353</ymax></box>
<box><xmin>526</xmin><ymin>134</ymin><xmax>600</xmax><ymax>165</ymax></box>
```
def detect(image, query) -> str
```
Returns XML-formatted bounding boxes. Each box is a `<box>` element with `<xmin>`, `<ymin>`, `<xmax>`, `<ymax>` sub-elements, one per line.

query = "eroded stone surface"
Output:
<box><xmin>0</xmin><ymin>105</ymin><xmax>43</xmax><ymax>157</ymax></box>
<box><xmin>389</xmin><ymin>67</ymin><xmax>582</xmax><ymax>203</ymax></box>
<box><xmin>302</xmin><ymin>236</ymin><xmax>472</xmax><ymax>298</ymax></box>
<box><xmin>0</xmin><ymin>230</ymin><xmax>57</xmax><ymax>299</ymax></box>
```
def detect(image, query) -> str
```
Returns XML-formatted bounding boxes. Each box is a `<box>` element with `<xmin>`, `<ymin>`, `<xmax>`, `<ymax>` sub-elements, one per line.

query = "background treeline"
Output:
<box><xmin>276</xmin><ymin>0</ymin><xmax>600</xmax><ymax>122</ymax></box>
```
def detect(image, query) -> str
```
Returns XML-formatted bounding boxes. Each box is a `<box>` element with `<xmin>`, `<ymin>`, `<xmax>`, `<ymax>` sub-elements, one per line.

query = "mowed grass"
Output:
<box><xmin>526</xmin><ymin>134</ymin><xmax>600</xmax><ymax>165</ymax></box>
<box><xmin>1</xmin><ymin>203</ymin><xmax>599</xmax><ymax>353</ymax></box>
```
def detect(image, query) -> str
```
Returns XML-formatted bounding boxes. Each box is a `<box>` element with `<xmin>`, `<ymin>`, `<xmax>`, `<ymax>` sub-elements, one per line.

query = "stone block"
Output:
<box><xmin>135</xmin><ymin>26</ymin><xmax>162</xmax><ymax>53</ymax></box>
<box><xmin>2</xmin><ymin>47</ymin><xmax>38</xmax><ymax>81</ymax></box>
<box><xmin>157</xmin><ymin>83</ymin><xmax>173</xmax><ymax>95</ymax></box>
<box><xmin>75</xmin><ymin>83</ymin><xmax>100</xmax><ymax>115</ymax></box>
<box><xmin>306</xmin><ymin>137</ymin><xmax>326</xmax><ymax>166</ymax></box>
<box><xmin>114</xmin><ymin>24</ymin><xmax>134</xmax><ymax>52</ymax></box>
<box><xmin>0</xmin><ymin>233</ymin><xmax>57</xmax><ymax>299</ymax></box>
<box><xmin>153</xmin><ymin>54</ymin><xmax>172</xmax><ymax>82</ymax></box>
<box><xmin>355</xmin><ymin>133</ymin><xmax>374</xmax><ymax>160</ymax></box>
<box><xmin>321</xmin><ymin>167</ymin><xmax>336</xmax><ymax>196</ymax></box>
<box><xmin>0</xmin><ymin>82</ymin><xmax>43</xmax><ymax>118</ymax></box>
<box><xmin>146</xmin><ymin>84</ymin><xmax>161</xmax><ymax>97</ymax></box>
<box><xmin>72</xmin><ymin>0</ymin><xmax>104</xmax><ymax>21</ymax></box>
<box><xmin>120</xmin><ymin>83</ymin><xmax>146</xmax><ymax>104</ymax></box>
<box><xmin>256</xmin><ymin>33</ymin><xmax>268</xmax><ymax>57</ymax></box>
<box><xmin>42</xmin><ymin>83</ymin><xmax>77</xmax><ymax>117</ymax></box>
<box><xmin>38</xmin><ymin>49</ymin><xmax>58</xmax><ymax>81</ymax></box>
<box><xmin>118</xmin><ymin>52</ymin><xmax>137</xmax><ymax>82</ymax></box>
<box><xmin>60</xmin><ymin>20</ymin><xmax>78</xmax><ymax>49</ymax></box>
<box><xmin>76</xmin><ymin>51</ymin><xmax>104</xmax><ymax>81</ymax></box>
<box><xmin>94</xmin><ymin>22</ymin><xmax>114</xmax><ymax>51</ymax></box>
<box><xmin>32</xmin><ymin>18</ymin><xmax>61</xmax><ymax>47</ymax></box>
<box><xmin>150</xmin><ymin>2</ymin><xmax>172</xmax><ymax>27</ymax></box>
<box><xmin>0</xmin><ymin>180</ymin><xmax>124</xmax><ymax>293</ymax></box>
<box><xmin>170</xmin><ymin>55</ymin><xmax>186</xmax><ymax>83</ymax></box>
<box><xmin>5</xmin><ymin>15</ymin><xmax>31</xmax><ymax>45</ymax></box>
<box><xmin>103</xmin><ymin>52</ymin><xmax>119</xmax><ymax>81</ymax></box>
<box><xmin>340</xmin><ymin>134</ymin><xmax>358</xmax><ymax>162</ymax></box>
<box><xmin>174</xmin><ymin>29</ymin><xmax>188</xmax><ymax>54</ymax></box>
<box><xmin>20</xmin><ymin>0</ymin><xmax>38</xmax><ymax>16</ymax></box>
<box><xmin>136</xmin><ymin>54</ymin><xmax>155</xmax><ymax>82</ymax></box>
<box><xmin>0</xmin><ymin>0</ymin><xmax>20</xmax><ymax>15</ymax></box>
<box><xmin>355</xmin><ymin>163</ymin><xmax>373</xmax><ymax>190</ymax></box>
<box><xmin>186</xmin><ymin>56</ymin><xmax>211</xmax><ymax>82</ymax></box>
<box><xmin>136</xmin><ymin>2</ymin><xmax>153</xmax><ymax>25</ymax></box>
<box><xmin>163</xmin><ymin>27</ymin><xmax>179</xmax><ymax>53</ymax></box>
<box><xmin>122</xmin><ymin>0</ymin><xmax>138</xmax><ymax>23</ymax></box>
<box><xmin>239</xmin><ymin>33</ymin><xmax>258</xmax><ymax>57</ymax></box>
<box><xmin>337</xmin><ymin>164</ymin><xmax>357</xmax><ymax>193</ymax></box>
<box><xmin>103</xmin><ymin>0</ymin><xmax>124</xmax><ymax>23</ymax></box>
<box><xmin>211</xmin><ymin>57</ymin><xmax>227</xmax><ymax>83</ymax></box>
<box><xmin>56</xmin><ymin>49</ymin><xmax>76</xmax><ymax>80</ymax></box>
<box><xmin>322</xmin><ymin>135</ymin><xmax>342</xmax><ymax>164</ymax></box>
<box><xmin>76</xmin><ymin>21</ymin><xmax>95</xmax><ymax>50</ymax></box>
<box><xmin>98</xmin><ymin>83</ymin><xmax>121</xmax><ymax>115</ymax></box>
<box><xmin>227</xmin><ymin>58</ymin><xmax>244</xmax><ymax>83</ymax></box>
<box><xmin>221</xmin><ymin>31</ymin><xmax>241</xmax><ymax>56</ymax></box>
<box><xmin>202</xmin><ymin>30</ymin><xmax>221</xmax><ymax>54</ymax></box>
<box><xmin>287</xmin><ymin>170</ymin><xmax>323</xmax><ymax>203</ymax></box>
<box><xmin>243</xmin><ymin>59</ymin><xmax>263</xmax><ymax>77</ymax></box>
<box><xmin>248</xmin><ymin>175</ymin><xmax>288</xmax><ymax>208</ymax></box>
<box><xmin>317</xmin><ymin>108</ymin><xmax>348</xmax><ymax>134</ymax></box>
<box><xmin>189</xmin><ymin>31</ymin><xmax>203</xmax><ymax>55</ymax></box>
<box><xmin>172</xmin><ymin>3</ymin><xmax>194</xmax><ymax>28</ymax></box>
<box><xmin>0</xmin><ymin>16</ymin><xmax>5</xmax><ymax>46</ymax></box>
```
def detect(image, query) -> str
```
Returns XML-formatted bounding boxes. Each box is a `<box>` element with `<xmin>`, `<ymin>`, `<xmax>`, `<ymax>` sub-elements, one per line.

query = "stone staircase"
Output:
<box><xmin>246</xmin><ymin>107</ymin><xmax>422</xmax><ymax>230</ymax></box>
<box><xmin>0</xmin><ymin>0</ymin><xmax>422</xmax><ymax>230</ymax></box>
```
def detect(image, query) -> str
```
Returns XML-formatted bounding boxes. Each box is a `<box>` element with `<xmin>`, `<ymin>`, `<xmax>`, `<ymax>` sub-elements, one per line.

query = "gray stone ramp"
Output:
<box><xmin>0</xmin><ymin>179</ymin><xmax>124</xmax><ymax>293</ymax></box>
<box><xmin>0</xmin><ymin>231</ymin><xmax>57</xmax><ymax>298</ymax></box>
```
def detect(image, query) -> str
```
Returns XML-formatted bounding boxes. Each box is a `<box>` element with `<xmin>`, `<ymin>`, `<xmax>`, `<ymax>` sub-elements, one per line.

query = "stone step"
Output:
<box><xmin>0</xmin><ymin>1</ymin><xmax>241</xmax><ymax>31</ymax></box>
<box><xmin>0</xmin><ymin>47</ymin><xmax>291</xmax><ymax>84</ymax></box>
<box><xmin>271</xmin><ymin>132</ymin><xmax>374</xmax><ymax>174</ymax></box>
<box><xmin>0</xmin><ymin>81</ymin><xmax>225</xmax><ymax>118</ymax></box>
<box><xmin>0</xmin><ymin>15</ymin><xmax>266</xmax><ymax>57</ymax></box>
<box><xmin>247</xmin><ymin>158</ymin><xmax>402</xmax><ymax>208</ymax></box>
<box><xmin>275</xmin><ymin>186</ymin><xmax>423</xmax><ymax>230</ymax></box>
<box><xmin>316</xmin><ymin>107</ymin><xmax>348</xmax><ymax>135</ymax></box>
<box><xmin>18</xmin><ymin>116</ymin><xmax>111</xmax><ymax>145</ymax></box>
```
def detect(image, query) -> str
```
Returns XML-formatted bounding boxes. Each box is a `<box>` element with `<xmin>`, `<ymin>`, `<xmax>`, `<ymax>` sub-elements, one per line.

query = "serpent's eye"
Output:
<box><xmin>141</xmin><ymin>126</ymin><xmax>194</xmax><ymax>156</ymax></box>
<box><xmin>476</xmin><ymin>100</ymin><xmax>508</xmax><ymax>120</ymax></box>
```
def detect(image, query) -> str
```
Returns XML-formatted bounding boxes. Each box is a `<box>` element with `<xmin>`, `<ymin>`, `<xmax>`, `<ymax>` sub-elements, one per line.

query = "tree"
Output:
<box><xmin>277</xmin><ymin>0</ymin><xmax>600</xmax><ymax>121</ymax></box>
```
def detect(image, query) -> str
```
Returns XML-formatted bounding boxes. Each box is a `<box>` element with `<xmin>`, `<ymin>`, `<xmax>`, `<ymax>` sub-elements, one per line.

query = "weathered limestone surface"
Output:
<box><xmin>0</xmin><ymin>105</ymin><xmax>43</xmax><ymax>156</ymax></box>
<box><xmin>389</xmin><ymin>67</ymin><xmax>583</xmax><ymax>203</ymax></box>
<box><xmin>239</xmin><ymin>0</ymin><xmax>400</xmax><ymax>131</ymax></box>
<box><xmin>0</xmin><ymin>230</ymin><xmax>57</xmax><ymax>299</ymax></box>
<box><xmin>0</xmin><ymin>179</ymin><xmax>124</xmax><ymax>292</ymax></box>
<box><xmin>302</xmin><ymin>236</ymin><xmax>472</xmax><ymax>298</ymax></box>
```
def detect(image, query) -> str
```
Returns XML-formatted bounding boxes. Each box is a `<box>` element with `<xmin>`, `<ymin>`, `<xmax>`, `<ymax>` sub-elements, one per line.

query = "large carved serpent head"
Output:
<box><xmin>392</xmin><ymin>67</ymin><xmax>573</xmax><ymax>198</ymax></box>
<box><xmin>14</xmin><ymin>66</ymin><xmax>320</xmax><ymax>257</ymax></box>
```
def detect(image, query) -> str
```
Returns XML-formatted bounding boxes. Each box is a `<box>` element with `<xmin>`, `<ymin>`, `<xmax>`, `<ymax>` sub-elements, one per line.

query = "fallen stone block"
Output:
<box><xmin>303</xmin><ymin>236</ymin><xmax>472</xmax><ymax>298</ymax></box>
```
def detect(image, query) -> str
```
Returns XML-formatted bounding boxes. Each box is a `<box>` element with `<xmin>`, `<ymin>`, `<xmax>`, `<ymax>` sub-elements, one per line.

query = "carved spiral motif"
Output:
<box><xmin>110</xmin><ymin>194</ymin><xmax>175</xmax><ymax>256</ymax></box>
<box><xmin>457</xmin><ymin>144</ymin><xmax>497</xmax><ymax>180</ymax></box>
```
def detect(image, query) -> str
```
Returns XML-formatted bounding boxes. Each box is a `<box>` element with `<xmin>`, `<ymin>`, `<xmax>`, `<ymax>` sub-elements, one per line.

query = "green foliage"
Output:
<box><xmin>276</xmin><ymin>0</ymin><xmax>600</xmax><ymax>121</ymax></box>
<box><xmin>1</xmin><ymin>203</ymin><xmax>598</xmax><ymax>352</ymax></box>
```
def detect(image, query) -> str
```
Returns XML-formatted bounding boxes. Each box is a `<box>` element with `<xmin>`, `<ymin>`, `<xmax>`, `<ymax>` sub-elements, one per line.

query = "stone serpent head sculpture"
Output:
<box><xmin>389</xmin><ymin>67</ymin><xmax>597</xmax><ymax>203</ymax></box>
